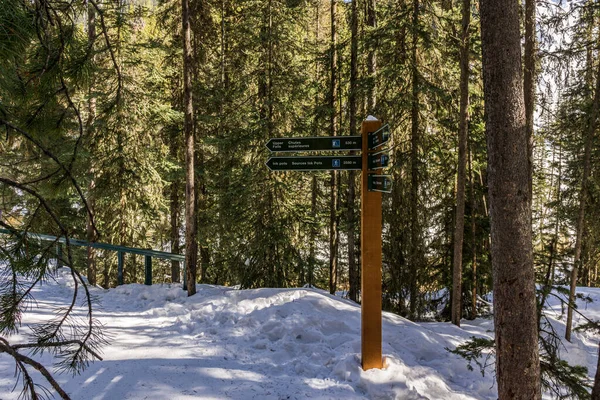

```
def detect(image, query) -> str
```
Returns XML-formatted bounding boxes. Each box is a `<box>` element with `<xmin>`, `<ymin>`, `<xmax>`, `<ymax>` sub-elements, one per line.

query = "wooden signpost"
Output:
<box><xmin>265</xmin><ymin>117</ymin><xmax>391</xmax><ymax>371</ymax></box>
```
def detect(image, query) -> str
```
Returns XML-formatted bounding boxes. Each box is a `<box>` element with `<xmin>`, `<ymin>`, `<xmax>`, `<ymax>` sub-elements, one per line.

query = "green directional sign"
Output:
<box><xmin>368</xmin><ymin>124</ymin><xmax>390</xmax><ymax>149</ymax></box>
<box><xmin>266</xmin><ymin>156</ymin><xmax>362</xmax><ymax>171</ymax></box>
<box><xmin>368</xmin><ymin>152</ymin><xmax>390</xmax><ymax>170</ymax></box>
<box><xmin>368</xmin><ymin>175</ymin><xmax>393</xmax><ymax>193</ymax></box>
<box><xmin>266</xmin><ymin>136</ymin><xmax>362</xmax><ymax>152</ymax></box>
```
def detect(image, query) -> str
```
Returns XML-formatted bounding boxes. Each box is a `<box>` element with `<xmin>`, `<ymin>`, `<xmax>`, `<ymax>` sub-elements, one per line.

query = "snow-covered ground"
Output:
<box><xmin>0</xmin><ymin>269</ymin><xmax>597</xmax><ymax>399</ymax></box>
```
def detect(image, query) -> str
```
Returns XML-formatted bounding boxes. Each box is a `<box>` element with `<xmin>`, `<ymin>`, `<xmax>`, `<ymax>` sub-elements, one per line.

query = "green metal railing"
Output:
<box><xmin>0</xmin><ymin>228</ymin><xmax>185</xmax><ymax>287</ymax></box>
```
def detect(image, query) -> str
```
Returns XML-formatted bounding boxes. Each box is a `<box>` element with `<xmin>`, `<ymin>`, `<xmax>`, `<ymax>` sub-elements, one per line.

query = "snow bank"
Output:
<box><xmin>1</xmin><ymin>269</ymin><xmax>597</xmax><ymax>399</ymax></box>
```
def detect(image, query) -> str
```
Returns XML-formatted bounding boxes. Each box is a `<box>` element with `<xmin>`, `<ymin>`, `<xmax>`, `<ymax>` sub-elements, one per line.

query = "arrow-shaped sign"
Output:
<box><xmin>368</xmin><ymin>175</ymin><xmax>393</xmax><ymax>193</ymax></box>
<box><xmin>266</xmin><ymin>156</ymin><xmax>362</xmax><ymax>171</ymax></box>
<box><xmin>368</xmin><ymin>124</ymin><xmax>390</xmax><ymax>149</ymax></box>
<box><xmin>266</xmin><ymin>136</ymin><xmax>362</xmax><ymax>152</ymax></box>
<box><xmin>368</xmin><ymin>152</ymin><xmax>390</xmax><ymax>170</ymax></box>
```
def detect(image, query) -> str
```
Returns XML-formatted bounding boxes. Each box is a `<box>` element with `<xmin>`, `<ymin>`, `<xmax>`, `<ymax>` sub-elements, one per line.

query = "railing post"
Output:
<box><xmin>182</xmin><ymin>260</ymin><xmax>187</xmax><ymax>290</ymax></box>
<box><xmin>117</xmin><ymin>252</ymin><xmax>124</xmax><ymax>286</ymax></box>
<box><xmin>144</xmin><ymin>255</ymin><xmax>152</xmax><ymax>285</ymax></box>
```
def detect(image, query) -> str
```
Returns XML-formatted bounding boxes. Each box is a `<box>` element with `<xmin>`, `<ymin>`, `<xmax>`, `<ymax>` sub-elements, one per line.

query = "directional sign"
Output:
<box><xmin>368</xmin><ymin>152</ymin><xmax>390</xmax><ymax>170</ymax></box>
<box><xmin>266</xmin><ymin>136</ymin><xmax>362</xmax><ymax>152</ymax></box>
<box><xmin>368</xmin><ymin>124</ymin><xmax>390</xmax><ymax>149</ymax></box>
<box><xmin>368</xmin><ymin>174</ymin><xmax>393</xmax><ymax>193</ymax></box>
<box><xmin>266</xmin><ymin>156</ymin><xmax>362</xmax><ymax>171</ymax></box>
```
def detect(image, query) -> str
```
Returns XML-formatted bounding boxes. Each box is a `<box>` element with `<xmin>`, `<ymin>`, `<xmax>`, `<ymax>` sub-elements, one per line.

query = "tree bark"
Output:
<box><xmin>524</xmin><ymin>0</ymin><xmax>536</xmax><ymax>198</ymax></box>
<box><xmin>480</xmin><ymin>0</ymin><xmax>541</xmax><ymax>396</ymax></box>
<box><xmin>182</xmin><ymin>0</ymin><xmax>197</xmax><ymax>296</ymax></box>
<box><xmin>451</xmin><ymin>0</ymin><xmax>470</xmax><ymax>327</ymax></box>
<box><xmin>329</xmin><ymin>0</ymin><xmax>339</xmax><ymax>295</ymax></box>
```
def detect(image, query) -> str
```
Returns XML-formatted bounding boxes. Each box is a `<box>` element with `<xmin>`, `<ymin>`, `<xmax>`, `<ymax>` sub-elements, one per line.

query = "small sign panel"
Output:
<box><xmin>266</xmin><ymin>136</ymin><xmax>362</xmax><ymax>152</ymax></box>
<box><xmin>266</xmin><ymin>156</ymin><xmax>362</xmax><ymax>171</ymax></box>
<box><xmin>368</xmin><ymin>124</ymin><xmax>390</xmax><ymax>149</ymax></box>
<box><xmin>368</xmin><ymin>153</ymin><xmax>390</xmax><ymax>170</ymax></box>
<box><xmin>368</xmin><ymin>175</ymin><xmax>393</xmax><ymax>193</ymax></box>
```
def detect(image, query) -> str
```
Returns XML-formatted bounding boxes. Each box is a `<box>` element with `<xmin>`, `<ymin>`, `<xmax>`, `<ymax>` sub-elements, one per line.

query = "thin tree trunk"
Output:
<box><xmin>86</xmin><ymin>1</ymin><xmax>97</xmax><ymax>287</ymax></box>
<box><xmin>480</xmin><ymin>0</ymin><xmax>542</xmax><ymax>396</ymax></box>
<box><xmin>347</xmin><ymin>0</ymin><xmax>359</xmax><ymax>302</ymax></box>
<box><xmin>329</xmin><ymin>0</ymin><xmax>339</xmax><ymax>295</ymax></box>
<box><xmin>451</xmin><ymin>0</ymin><xmax>470</xmax><ymax>327</ymax></box>
<box><xmin>366</xmin><ymin>0</ymin><xmax>376</xmax><ymax>111</ymax></box>
<box><xmin>182</xmin><ymin>0</ymin><xmax>197</xmax><ymax>296</ymax></box>
<box><xmin>566</xmin><ymin>56</ymin><xmax>600</xmax><ymax>341</ymax></box>
<box><xmin>170</xmin><ymin>176</ymin><xmax>180</xmax><ymax>283</ymax></box>
<box><xmin>409</xmin><ymin>0</ymin><xmax>420</xmax><ymax>319</ymax></box>
<box><xmin>169</xmin><ymin>74</ymin><xmax>181</xmax><ymax>283</ymax></box>
<box><xmin>468</xmin><ymin>140</ymin><xmax>477</xmax><ymax>320</ymax></box>
<box><xmin>309</xmin><ymin>1</ymin><xmax>320</xmax><ymax>289</ymax></box>
<box><xmin>310</xmin><ymin>176</ymin><xmax>317</xmax><ymax>287</ymax></box>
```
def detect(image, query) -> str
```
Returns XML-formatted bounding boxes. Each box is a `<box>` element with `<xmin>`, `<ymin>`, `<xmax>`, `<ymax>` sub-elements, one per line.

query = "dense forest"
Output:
<box><xmin>1</xmin><ymin>0</ymin><xmax>600</xmax><ymax>397</ymax></box>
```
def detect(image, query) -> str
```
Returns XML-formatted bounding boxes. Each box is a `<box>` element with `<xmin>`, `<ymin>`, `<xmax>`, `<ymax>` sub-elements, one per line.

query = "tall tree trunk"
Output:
<box><xmin>451</xmin><ymin>0</ymin><xmax>470</xmax><ymax>326</ymax></box>
<box><xmin>169</xmin><ymin>74</ymin><xmax>181</xmax><ymax>283</ymax></box>
<box><xmin>86</xmin><ymin>1</ymin><xmax>97</xmax><ymax>286</ymax></box>
<box><xmin>409</xmin><ymin>0</ymin><xmax>420</xmax><ymax>319</ymax></box>
<box><xmin>309</xmin><ymin>1</ymin><xmax>320</xmax><ymax>289</ymax></box>
<box><xmin>480</xmin><ymin>0</ymin><xmax>541</xmax><ymax>397</ymax></box>
<box><xmin>565</xmin><ymin>52</ymin><xmax>600</xmax><ymax>341</ymax></box>
<box><xmin>468</xmin><ymin>140</ymin><xmax>477</xmax><ymax>320</ymax></box>
<box><xmin>347</xmin><ymin>0</ymin><xmax>359</xmax><ymax>302</ymax></box>
<box><xmin>366</xmin><ymin>0</ymin><xmax>376</xmax><ymax>111</ymax></box>
<box><xmin>170</xmin><ymin>175</ymin><xmax>180</xmax><ymax>283</ymax></box>
<box><xmin>329</xmin><ymin>0</ymin><xmax>339</xmax><ymax>295</ymax></box>
<box><xmin>182</xmin><ymin>0</ymin><xmax>197</xmax><ymax>296</ymax></box>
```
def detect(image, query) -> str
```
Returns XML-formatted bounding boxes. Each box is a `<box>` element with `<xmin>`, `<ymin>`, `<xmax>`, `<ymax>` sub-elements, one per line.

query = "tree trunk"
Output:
<box><xmin>309</xmin><ymin>1</ymin><xmax>320</xmax><ymax>289</ymax></box>
<box><xmin>182</xmin><ymin>0</ymin><xmax>197</xmax><ymax>296</ymax></box>
<box><xmin>409</xmin><ymin>0</ymin><xmax>420</xmax><ymax>319</ymax></box>
<box><xmin>329</xmin><ymin>0</ymin><xmax>339</xmax><ymax>295</ymax></box>
<box><xmin>480</xmin><ymin>0</ymin><xmax>541</xmax><ymax>397</ymax></box>
<box><xmin>468</xmin><ymin>140</ymin><xmax>477</xmax><ymax>320</ymax></box>
<box><xmin>86</xmin><ymin>1</ymin><xmax>97</xmax><ymax>286</ymax></box>
<box><xmin>347</xmin><ymin>0</ymin><xmax>359</xmax><ymax>302</ymax></box>
<box><xmin>170</xmin><ymin>176</ymin><xmax>180</xmax><ymax>283</ymax></box>
<box><xmin>310</xmin><ymin>176</ymin><xmax>317</xmax><ymax>288</ymax></box>
<box><xmin>366</xmin><ymin>0</ymin><xmax>376</xmax><ymax>111</ymax></box>
<box><xmin>169</xmin><ymin>75</ymin><xmax>181</xmax><ymax>283</ymax></box>
<box><xmin>451</xmin><ymin>0</ymin><xmax>470</xmax><ymax>327</ymax></box>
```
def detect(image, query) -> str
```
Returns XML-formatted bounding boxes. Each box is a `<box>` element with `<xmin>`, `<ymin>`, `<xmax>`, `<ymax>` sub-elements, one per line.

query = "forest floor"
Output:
<box><xmin>1</xmin><ymin>268</ymin><xmax>598</xmax><ymax>399</ymax></box>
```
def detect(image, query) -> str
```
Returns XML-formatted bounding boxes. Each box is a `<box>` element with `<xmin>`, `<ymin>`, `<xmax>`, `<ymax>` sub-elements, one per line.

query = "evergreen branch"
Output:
<box><xmin>0</xmin><ymin>119</ymin><xmax>100</xmax><ymax>240</ymax></box>
<box><xmin>12</xmin><ymin>340</ymin><xmax>103</xmax><ymax>361</ymax></box>
<box><xmin>0</xmin><ymin>337</ymin><xmax>71</xmax><ymax>400</ymax></box>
